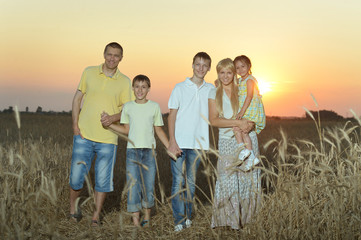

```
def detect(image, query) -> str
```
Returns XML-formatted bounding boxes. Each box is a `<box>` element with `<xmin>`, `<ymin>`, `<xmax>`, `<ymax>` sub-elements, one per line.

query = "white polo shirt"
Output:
<box><xmin>168</xmin><ymin>78</ymin><xmax>215</xmax><ymax>150</ymax></box>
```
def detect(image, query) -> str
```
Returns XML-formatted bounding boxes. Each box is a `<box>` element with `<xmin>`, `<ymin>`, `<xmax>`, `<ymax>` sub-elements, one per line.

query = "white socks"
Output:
<box><xmin>239</xmin><ymin>151</ymin><xmax>260</xmax><ymax>171</ymax></box>
<box><xmin>237</xmin><ymin>143</ymin><xmax>260</xmax><ymax>171</ymax></box>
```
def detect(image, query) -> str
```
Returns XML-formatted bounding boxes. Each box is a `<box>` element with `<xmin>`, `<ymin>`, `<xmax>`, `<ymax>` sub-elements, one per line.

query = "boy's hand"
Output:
<box><xmin>235</xmin><ymin>112</ymin><xmax>242</xmax><ymax>120</ymax></box>
<box><xmin>167</xmin><ymin>150</ymin><xmax>178</xmax><ymax>161</ymax></box>
<box><xmin>168</xmin><ymin>140</ymin><xmax>182</xmax><ymax>161</ymax></box>
<box><xmin>100</xmin><ymin>111</ymin><xmax>112</xmax><ymax>127</ymax></box>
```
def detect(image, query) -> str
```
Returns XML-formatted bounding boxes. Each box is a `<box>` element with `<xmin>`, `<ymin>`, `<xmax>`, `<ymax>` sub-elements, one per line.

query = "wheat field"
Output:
<box><xmin>0</xmin><ymin>111</ymin><xmax>360</xmax><ymax>239</ymax></box>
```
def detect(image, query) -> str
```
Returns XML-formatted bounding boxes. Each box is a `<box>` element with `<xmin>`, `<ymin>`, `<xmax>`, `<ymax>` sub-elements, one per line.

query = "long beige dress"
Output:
<box><xmin>211</xmin><ymin>131</ymin><xmax>261</xmax><ymax>229</ymax></box>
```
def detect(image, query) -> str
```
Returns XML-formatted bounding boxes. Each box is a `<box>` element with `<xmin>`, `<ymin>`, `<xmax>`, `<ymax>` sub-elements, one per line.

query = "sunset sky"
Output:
<box><xmin>1</xmin><ymin>0</ymin><xmax>361</xmax><ymax>117</ymax></box>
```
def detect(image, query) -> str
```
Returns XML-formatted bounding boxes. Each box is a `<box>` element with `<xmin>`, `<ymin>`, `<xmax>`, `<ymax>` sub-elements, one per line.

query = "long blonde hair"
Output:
<box><xmin>215</xmin><ymin>58</ymin><xmax>239</xmax><ymax>118</ymax></box>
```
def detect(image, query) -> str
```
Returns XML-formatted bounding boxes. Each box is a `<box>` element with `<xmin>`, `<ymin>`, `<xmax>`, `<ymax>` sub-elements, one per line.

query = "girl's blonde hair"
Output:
<box><xmin>215</xmin><ymin>58</ymin><xmax>239</xmax><ymax>118</ymax></box>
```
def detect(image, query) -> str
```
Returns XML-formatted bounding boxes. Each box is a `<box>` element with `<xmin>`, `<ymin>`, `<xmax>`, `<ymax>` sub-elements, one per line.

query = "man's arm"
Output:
<box><xmin>167</xmin><ymin>109</ymin><xmax>182</xmax><ymax>158</ymax></box>
<box><xmin>72</xmin><ymin>90</ymin><xmax>84</xmax><ymax>138</ymax></box>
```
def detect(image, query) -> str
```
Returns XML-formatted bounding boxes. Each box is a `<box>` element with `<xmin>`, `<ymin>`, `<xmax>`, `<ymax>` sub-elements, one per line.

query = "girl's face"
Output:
<box><xmin>235</xmin><ymin>60</ymin><xmax>250</xmax><ymax>78</ymax></box>
<box><xmin>218</xmin><ymin>67</ymin><xmax>234</xmax><ymax>86</ymax></box>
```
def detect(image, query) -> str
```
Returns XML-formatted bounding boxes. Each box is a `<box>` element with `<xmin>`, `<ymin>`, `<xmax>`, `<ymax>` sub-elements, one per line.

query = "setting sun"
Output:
<box><xmin>257</xmin><ymin>78</ymin><xmax>271</xmax><ymax>95</ymax></box>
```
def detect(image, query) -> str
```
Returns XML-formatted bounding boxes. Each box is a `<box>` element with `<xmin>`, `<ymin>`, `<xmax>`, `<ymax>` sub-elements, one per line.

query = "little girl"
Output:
<box><xmin>233</xmin><ymin>55</ymin><xmax>266</xmax><ymax>171</ymax></box>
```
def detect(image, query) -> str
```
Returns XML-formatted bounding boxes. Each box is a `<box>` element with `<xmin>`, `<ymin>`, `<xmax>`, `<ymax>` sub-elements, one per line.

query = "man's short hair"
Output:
<box><xmin>104</xmin><ymin>42</ymin><xmax>123</xmax><ymax>55</ymax></box>
<box><xmin>193</xmin><ymin>52</ymin><xmax>211</xmax><ymax>67</ymax></box>
<box><xmin>132</xmin><ymin>74</ymin><xmax>151</xmax><ymax>87</ymax></box>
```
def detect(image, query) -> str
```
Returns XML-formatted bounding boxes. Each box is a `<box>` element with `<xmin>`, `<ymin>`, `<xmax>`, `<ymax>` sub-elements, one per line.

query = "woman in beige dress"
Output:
<box><xmin>208</xmin><ymin>58</ymin><xmax>261</xmax><ymax>229</ymax></box>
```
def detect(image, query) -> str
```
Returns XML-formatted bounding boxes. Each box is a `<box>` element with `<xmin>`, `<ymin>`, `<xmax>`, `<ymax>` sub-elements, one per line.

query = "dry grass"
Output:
<box><xmin>0</xmin><ymin>111</ymin><xmax>360</xmax><ymax>239</ymax></box>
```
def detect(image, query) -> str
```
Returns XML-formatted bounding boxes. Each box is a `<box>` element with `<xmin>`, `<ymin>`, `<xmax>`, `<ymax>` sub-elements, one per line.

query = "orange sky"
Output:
<box><xmin>1</xmin><ymin>0</ymin><xmax>361</xmax><ymax>117</ymax></box>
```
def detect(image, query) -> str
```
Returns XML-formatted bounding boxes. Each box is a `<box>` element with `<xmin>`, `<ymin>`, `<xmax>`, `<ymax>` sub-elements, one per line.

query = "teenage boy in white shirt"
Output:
<box><xmin>167</xmin><ymin>52</ymin><xmax>215</xmax><ymax>232</ymax></box>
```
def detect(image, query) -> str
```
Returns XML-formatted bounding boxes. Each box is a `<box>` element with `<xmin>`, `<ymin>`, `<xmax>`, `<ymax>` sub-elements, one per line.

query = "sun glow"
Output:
<box><xmin>257</xmin><ymin>78</ymin><xmax>271</xmax><ymax>95</ymax></box>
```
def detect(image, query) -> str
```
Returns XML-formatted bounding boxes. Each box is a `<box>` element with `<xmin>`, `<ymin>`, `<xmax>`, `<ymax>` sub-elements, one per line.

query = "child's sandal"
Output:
<box><xmin>140</xmin><ymin>220</ymin><xmax>150</xmax><ymax>227</ymax></box>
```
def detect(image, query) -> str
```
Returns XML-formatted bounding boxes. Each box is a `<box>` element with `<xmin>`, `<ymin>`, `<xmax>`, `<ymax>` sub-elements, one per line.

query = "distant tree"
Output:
<box><xmin>3</xmin><ymin>106</ymin><xmax>14</xmax><ymax>113</ymax></box>
<box><xmin>26</xmin><ymin>107</ymin><xmax>29</xmax><ymax>112</ymax></box>
<box><xmin>36</xmin><ymin>106</ymin><xmax>43</xmax><ymax>113</ymax></box>
<box><xmin>305</xmin><ymin>110</ymin><xmax>343</xmax><ymax>120</ymax></box>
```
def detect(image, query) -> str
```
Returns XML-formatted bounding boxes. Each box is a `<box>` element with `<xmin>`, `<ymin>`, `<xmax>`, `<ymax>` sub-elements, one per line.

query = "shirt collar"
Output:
<box><xmin>98</xmin><ymin>64</ymin><xmax>120</xmax><ymax>78</ymax></box>
<box><xmin>185</xmin><ymin>77</ymin><xmax>206</xmax><ymax>88</ymax></box>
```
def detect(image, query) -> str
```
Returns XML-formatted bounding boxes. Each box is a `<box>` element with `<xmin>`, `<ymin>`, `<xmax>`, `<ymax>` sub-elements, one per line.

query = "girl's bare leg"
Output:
<box><xmin>234</xmin><ymin>127</ymin><xmax>244</xmax><ymax>145</ymax></box>
<box><xmin>242</xmin><ymin>132</ymin><xmax>253</xmax><ymax>150</ymax></box>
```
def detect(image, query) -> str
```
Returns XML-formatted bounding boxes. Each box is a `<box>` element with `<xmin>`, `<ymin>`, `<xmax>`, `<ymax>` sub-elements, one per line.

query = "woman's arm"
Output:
<box><xmin>208</xmin><ymin>98</ymin><xmax>254</xmax><ymax>132</ymax></box>
<box><xmin>238</xmin><ymin>79</ymin><xmax>254</xmax><ymax>119</ymax></box>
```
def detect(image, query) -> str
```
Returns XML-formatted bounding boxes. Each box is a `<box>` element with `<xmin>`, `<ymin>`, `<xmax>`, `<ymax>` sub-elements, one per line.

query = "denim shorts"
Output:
<box><xmin>126</xmin><ymin>148</ymin><xmax>156</xmax><ymax>212</ymax></box>
<box><xmin>69</xmin><ymin>135</ymin><xmax>117</xmax><ymax>192</ymax></box>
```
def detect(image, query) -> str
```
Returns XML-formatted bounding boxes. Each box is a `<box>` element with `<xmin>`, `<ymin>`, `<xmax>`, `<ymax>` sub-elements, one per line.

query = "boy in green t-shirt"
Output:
<box><xmin>101</xmin><ymin>74</ymin><xmax>169</xmax><ymax>227</ymax></box>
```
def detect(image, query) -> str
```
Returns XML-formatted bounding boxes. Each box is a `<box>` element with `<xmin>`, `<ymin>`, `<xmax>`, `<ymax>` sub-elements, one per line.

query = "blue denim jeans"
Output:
<box><xmin>171</xmin><ymin>149</ymin><xmax>201</xmax><ymax>225</ymax></box>
<box><xmin>126</xmin><ymin>148</ymin><xmax>156</xmax><ymax>212</ymax></box>
<box><xmin>69</xmin><ymin>135</ymin><xmax>117</xmax><ymax>192</ymax></box>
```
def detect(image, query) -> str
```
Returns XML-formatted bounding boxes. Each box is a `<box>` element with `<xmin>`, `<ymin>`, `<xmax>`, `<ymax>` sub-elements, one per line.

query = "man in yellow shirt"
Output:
<box><xmin>69</xmin><ymin>42</ymin><xmax>133</xmax><ymax>226</ymax></box>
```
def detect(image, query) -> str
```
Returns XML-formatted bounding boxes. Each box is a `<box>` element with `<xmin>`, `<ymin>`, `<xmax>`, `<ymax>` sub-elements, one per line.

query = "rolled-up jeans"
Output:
<box><xmin>126</xmin><ymin>148</ymin><xmax>156</xmax><ymax>212</ymax></box>
<box><xmin>170</xmin><ymin>149</ymin><xmax>201</xmax><ymax>225</ymax></box>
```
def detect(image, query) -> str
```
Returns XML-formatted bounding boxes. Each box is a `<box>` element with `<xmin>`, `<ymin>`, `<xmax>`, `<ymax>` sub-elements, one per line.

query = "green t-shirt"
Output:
<box><xmin>120</xmin><ymin>100</ymin><xmax>164</xmax><ymax>148</ymax></box>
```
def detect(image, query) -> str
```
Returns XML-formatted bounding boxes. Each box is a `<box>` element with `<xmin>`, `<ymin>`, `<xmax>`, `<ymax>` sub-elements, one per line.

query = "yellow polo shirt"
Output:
<box><xmin>78</xmin><ymin>64</ymin><xmax>133</xmax><ymax>145</ymax></box>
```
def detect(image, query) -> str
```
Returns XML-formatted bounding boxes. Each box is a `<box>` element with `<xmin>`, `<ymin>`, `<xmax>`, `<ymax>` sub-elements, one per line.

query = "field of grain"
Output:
<box><xmin>1</xmin><ymin>112</ymin><xmax>360</xmax><ymax>239</ymax></box>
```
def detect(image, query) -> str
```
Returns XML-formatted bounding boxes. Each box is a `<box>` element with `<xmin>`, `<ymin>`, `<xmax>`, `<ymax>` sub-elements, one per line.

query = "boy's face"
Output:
<box><xmin>132</xmin><ymin>80</ymin><xmax>150</xmax><ymax>101</ymax></box>
<box><xmin>192</xmin><ymin>57</ymin><xmax>211</xmax><ymax>80</ymax></box>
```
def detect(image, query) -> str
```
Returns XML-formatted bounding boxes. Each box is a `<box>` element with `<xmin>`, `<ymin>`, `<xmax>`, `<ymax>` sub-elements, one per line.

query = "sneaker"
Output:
<box><xmin>174</xmin><ymin>224</ymin><xmax>184</xmax><ymax>232</ymax></box>
<box><xmin>240</xmin><ymin>153</ymin><xmax>260</xmax><ymax>171</ymax></box>
<box><xmin>185</xmin><ymin>219</ymin><xmax>192</xmax><ymax>228</ymax></box>
<box><xmin>238</xmin><ymin>149</ymin><xmax>251</xmax><ymax>161</ymax></box>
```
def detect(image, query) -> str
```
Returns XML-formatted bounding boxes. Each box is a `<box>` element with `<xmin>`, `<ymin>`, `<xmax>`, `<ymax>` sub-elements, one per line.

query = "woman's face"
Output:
<box><xmin>218</xmin><ymin>67</ymin><xmax>234</xmax><ymax>86</ymax></box>
<box><xmin>235</xmin><ymin>60</ymin><xmax>250</xmax><ymax>78</ymax></box>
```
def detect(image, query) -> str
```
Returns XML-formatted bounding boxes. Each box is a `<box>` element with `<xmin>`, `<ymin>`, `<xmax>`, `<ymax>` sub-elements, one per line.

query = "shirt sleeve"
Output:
<box><xmin>153</xmin><ymin>102</ymin><xmax>164</xmax><ymax>126</ymax></box>
<box><xmin>120</xmin><ymin>103</ymin><xmax>130</xmax><ymax>124</ymax></box>
<box><xmin>168</xmin><ymin>85</ymin><xmax>180</xmax><ymax>110</ymax></box>
<box><xmin>208</xmin><ymin>87</ymin><xmax>216</xmax><ymax>100</ymax></box>
<box><xmin>119</xmin><ymin>78</ymin><xmax>134</xmax><ymax>111</ymax></box>
<box><xmin>77</xmin><ymin>68</ymin><xmax>88</xmax><ymax>94</ymax></box>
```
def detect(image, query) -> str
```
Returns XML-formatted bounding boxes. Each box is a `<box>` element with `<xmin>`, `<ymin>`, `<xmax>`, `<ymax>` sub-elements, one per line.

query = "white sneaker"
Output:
<box><xmin>185</xmin><ymin>219</ymin><xmax>192</xmax><ymax>228</ymax></box>
<box><xmin>238</xmin><ymin>149</ymin><xmax>251</xmax><ymax>161</ymax></box>
<box><xmin>240</xmin><ymin>152</ymin><xmax>260</xmax><ymax>171</ymax></box>
<box><xmin>174</xmin><ymin>224</ymin><xmax>184</xmax><ymax>232</ymax></box>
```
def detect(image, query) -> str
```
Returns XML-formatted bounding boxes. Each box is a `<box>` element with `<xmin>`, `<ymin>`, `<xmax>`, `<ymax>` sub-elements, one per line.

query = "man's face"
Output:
<box><xmin>192</xmin><ymin>57</ymin><xmax>211</xmax><ymax>79</ymax></box>
<box><xmin>103</xmin><ymin>47</ymin><xmax>123</xmax><ymax>70</ymax></box>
